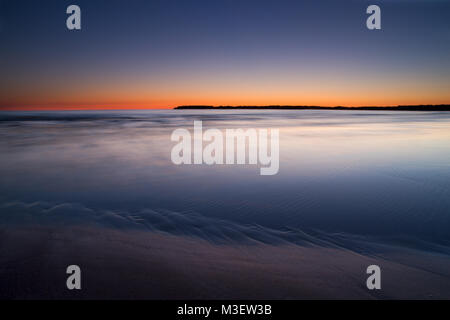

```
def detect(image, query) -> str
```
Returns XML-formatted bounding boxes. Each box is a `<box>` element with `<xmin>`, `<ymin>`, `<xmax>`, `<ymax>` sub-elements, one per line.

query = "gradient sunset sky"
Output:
<box><xmin>1</xmin><ymin>0</ymin><xmax>449</xmax><ymax>110</ymax></box>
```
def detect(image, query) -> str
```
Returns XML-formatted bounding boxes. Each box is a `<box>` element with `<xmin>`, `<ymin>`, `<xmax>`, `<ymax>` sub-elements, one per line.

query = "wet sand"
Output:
<box><xmin>1</xmin><ymin>226</ymin><xmax>450</xmax><ymax>300</ymax></box>
<box><xmin>1</xmin><ymin>110</ymin><xmax>450</xmax><ymax>299</ymax></box>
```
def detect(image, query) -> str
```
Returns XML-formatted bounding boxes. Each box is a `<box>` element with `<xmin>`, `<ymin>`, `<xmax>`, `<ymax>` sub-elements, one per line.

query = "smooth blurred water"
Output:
<box><xmin>0</xmin><ymin>110</ymin><xmax>449</xmax><ymax>246</ymax></box>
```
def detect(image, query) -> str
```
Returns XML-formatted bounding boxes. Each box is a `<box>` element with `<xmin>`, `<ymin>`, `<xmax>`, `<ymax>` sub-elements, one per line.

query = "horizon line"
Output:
<box><xmin>2</xmin><ymin>104</ymin><xmax>450</xmax><ymax>112</ymax></box>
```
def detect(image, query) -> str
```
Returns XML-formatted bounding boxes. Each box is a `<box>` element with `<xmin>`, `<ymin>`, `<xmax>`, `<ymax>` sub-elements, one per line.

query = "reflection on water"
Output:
<box><xmin>1</xmin><ymin>110</ymin><xmax>449</xmax><ymax>243</ymax></box>
<box><xmin>1</xmin><ymin>110</ymin><xmax>450</xmax><ymax>298</ymax></box>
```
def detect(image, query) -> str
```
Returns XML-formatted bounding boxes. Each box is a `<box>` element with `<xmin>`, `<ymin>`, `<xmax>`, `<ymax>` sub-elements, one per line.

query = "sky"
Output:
<box><xmin>0</xmin><ymin>0</ymin><xmax>449</xmax><ymax>110</ymax></box>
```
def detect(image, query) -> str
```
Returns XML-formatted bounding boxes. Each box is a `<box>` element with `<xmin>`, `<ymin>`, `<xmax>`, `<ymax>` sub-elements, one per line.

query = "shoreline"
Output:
<box><xmin>175</xmin><ymin>105</ymin><xmax>450</xmax><ymax>111</ymax></box>
<box><xmin>2</xmin><ymin>226</ymin><xmax>450</xmax><ymax>299</ymax></box>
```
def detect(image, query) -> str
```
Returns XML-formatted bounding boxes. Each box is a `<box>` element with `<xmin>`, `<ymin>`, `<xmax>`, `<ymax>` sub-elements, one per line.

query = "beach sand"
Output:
<box><xmin>1</xmin><ymin>226</ymin><xmax>450</xmax><ymax>300</ymax></box>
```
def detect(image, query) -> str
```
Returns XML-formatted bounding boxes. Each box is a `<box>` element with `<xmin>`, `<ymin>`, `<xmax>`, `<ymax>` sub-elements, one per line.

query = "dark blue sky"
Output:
<box><xmin>1</xmin><ymin>0</ymin><xmax>449</xmax><ymax>108</ymax></box>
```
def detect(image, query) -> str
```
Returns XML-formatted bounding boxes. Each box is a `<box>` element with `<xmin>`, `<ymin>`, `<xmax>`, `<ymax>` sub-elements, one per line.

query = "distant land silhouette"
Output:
<box><xmin>175</xmin><ymin>105</ymin><xmax>450</xmax><ymax>111</ymax></box>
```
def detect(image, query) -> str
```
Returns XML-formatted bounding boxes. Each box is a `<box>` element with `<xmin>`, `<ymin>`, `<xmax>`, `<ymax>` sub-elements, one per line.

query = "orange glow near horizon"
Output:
<box><xmin>2</xmin><ymin>99</ymin><xmax>450</xmax><ymax>111</ymax></box>
<box><xmin>2</xmin><ymin>95</ymin><xmax>449</xmax><ymax>111</ymax></box>
<box><xmin>2</xmin><ymin>82</ymin><xmax>449</xmax><ymax>110</ymax></box>
<box><xmin>2</xmin><ymin>70</ymin><xmax>449</xmax><ymax>110</ymax></box>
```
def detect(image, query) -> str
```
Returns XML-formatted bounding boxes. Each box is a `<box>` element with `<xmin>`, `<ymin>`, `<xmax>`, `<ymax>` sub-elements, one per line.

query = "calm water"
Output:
<box><xmin>0</xmin><ymin>110</ymin><xmax>450</xmax><ymax>248</ymax></box>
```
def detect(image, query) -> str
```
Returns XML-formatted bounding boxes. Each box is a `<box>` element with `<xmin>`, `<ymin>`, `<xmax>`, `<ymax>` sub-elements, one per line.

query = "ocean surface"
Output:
<box><xmin>1</xmin><ymin>110</ymin><xmax>450</xmax><ymax>299</ymax></box>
